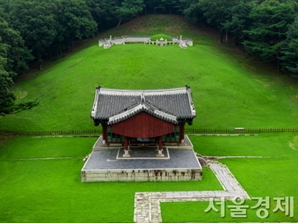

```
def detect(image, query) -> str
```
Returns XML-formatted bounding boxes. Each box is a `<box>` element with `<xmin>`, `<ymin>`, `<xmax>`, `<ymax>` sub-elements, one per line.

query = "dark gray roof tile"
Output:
<box><xmin>91</xmin><ymin>86</ymin><xmax>196</xmax><ymax>124</ymax></box>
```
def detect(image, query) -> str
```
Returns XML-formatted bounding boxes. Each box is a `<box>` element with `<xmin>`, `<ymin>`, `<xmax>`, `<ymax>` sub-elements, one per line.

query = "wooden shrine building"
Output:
<box><xmin>90</xmin><ymin>85</ymin><xmax>196</xmax><ymax>157</ymax></box>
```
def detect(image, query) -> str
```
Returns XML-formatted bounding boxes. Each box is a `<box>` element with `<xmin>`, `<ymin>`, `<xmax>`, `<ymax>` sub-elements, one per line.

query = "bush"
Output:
<box><xmin>0</xmin><ymin>99</ymin><xmax>39</xmax><ymax>116</ymax></box>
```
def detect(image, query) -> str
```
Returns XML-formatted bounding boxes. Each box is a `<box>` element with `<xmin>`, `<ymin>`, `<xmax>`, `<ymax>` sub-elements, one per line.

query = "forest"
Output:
<box><xmin>0</xmin><ymin>0</ymin><xmax>298</xmax><ymax>114</ymax></box>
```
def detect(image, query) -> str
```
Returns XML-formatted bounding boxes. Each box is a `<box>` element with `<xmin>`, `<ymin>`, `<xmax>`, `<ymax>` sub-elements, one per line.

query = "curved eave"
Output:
<box><xmin>108</xmin><ymin>103</ymin><xmax>178</xmax><ymax>125</ymax></box>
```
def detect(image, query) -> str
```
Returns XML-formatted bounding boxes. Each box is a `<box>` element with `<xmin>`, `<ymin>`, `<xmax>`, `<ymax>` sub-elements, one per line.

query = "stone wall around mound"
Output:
<box><xmin>98</xmin><ymin>35</ymin><xmax>193</xmax><ymax>49</ymax></box>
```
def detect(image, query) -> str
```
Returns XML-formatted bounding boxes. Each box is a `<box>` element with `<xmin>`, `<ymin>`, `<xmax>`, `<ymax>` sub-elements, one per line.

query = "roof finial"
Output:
<box><xmin>141</xmin><ymin>93</ymin><xmax>145</xmax><ymax>103</ymax></box>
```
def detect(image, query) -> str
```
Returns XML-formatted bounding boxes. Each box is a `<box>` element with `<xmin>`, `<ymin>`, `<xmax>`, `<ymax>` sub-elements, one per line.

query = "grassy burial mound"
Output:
<box><xmin>0</xmin><ymin>15</ymin><xmax>297</xmax><ymax>132</ymax></box>
<box><xmin>150</xmin><ymin>34</ymin><xmax>173</xmax><ymax>41</ymax></box>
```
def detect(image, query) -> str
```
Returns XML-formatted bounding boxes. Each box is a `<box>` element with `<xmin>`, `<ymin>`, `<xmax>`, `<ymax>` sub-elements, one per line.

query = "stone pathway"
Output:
<box><xmin>134</xmin><ymin>161</ymin><xmax>250</xmax><ymax>223</ymax></box>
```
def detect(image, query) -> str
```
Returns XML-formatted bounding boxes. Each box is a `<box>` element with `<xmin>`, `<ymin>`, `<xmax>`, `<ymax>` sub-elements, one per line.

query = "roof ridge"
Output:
<box><xmin>108</xmin><ymin>102</ymin><xmax>177</xmax><ymax>125</ymax></box>
<box><xmin>99</xmin><ymin>87</ymin><xmax>188</xmax><ymax>96</ymax></box>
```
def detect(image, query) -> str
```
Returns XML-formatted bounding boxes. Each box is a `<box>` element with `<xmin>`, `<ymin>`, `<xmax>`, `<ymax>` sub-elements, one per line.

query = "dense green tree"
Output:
<box><xmin>0</xmin><ymin>0</ymin><xmax>13</xmax><ymax>16</ymax></box>
<box><xmin>0</xmin><ymin>16</ymin><xmax>33</xmax><ymax>78</ymax></box>
<box><xmin>280</xmin><ymin>17</ymin><xmax>298</xmax><ymax>76</ymax></box>
<box><xmin>181</xmin><ymin>0</ymin><xmax>204</xmax><ymax>23</ymax></box>
<box><xmin>9</xmin><ymin>1</ymin><xmax>57</xmax><ymax>70</ymax></box>
<box><xmin>161</xmin><ymin>0</ymin><xmax>180</xmax><ymax>14</ymax></box>
<box><xmin>221</xmin><ymin>1</ymin><xmax>253</xmax><ymax>45</ymax></box>
<box><xmin>86</xmin><ymin>0</ymin><xmax>118</xmax><ymax>32</ymax></box>
<box><xmin>0</xmin><ymin>69</ymin><xmax>15</xmax><ymax>114</ymax></box>
<box><xmin>0</xmin><ymin>37</ymin><xmax>15</xmax><ymax>113</ymax></box>
<box><xmin>145</xmin><ymin>0</ymin><xmax>175</xmax><ymax>14</ymax></box>
<box><xmin>115</xmin><ymin>0</ymin><xmax>144</xmax><ymax>27</ymax></box>
<box><xmin>143</xmin><ymin>0</ymin><xmax>159</xmax><ymax>14</ymax></box>
<box><xmin>198</xmin><ymin>0</ymin><xmax>238</xmax><ymax>42</ymax></box>
<box><xmin>243</xmin><ymin>0</ymin><xmax>295</xmax><ymax>67</ymax></box>
<box><xmin>56</xmin><ymin>0</ymin><xmax>97</xmax><ymax>51</ymax></box>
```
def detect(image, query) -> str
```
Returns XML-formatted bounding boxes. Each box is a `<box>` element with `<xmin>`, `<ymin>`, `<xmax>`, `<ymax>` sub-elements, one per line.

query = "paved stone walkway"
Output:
<box><xmin>134</xmin><ymin>161</ymin><xmax>250</xmax><ymax>223</ymax></box>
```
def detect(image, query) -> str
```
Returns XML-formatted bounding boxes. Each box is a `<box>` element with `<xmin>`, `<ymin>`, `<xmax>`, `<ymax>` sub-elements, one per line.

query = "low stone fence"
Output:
<box><xmin>1</xmin><ymin>128</ymin><xmax>297</xmax><ymax>137</ymax></box>
<box><xmin>185</xmin><ymin>128</ymin><xmax>298</xmax><ymax>134</ymax></box>
<box><xmin>98</xmin><ymin>35</ymin><xmax>193</xmax><ymax>49</ymax></box>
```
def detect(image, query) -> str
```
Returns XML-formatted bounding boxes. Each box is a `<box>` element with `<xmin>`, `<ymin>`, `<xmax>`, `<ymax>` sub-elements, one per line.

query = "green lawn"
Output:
<box><xmin>0</xmin><ymin>137</ymin><xmax>221</xmax><ymax>223</ymax></box>
<box><xmin>0</xmin><ymin>134</ymin><xmax>297</xmax><ymax>222</ymax></box>
<box><xmin>162</xmin><ymin>133</ymin><xmax>298</xmax><ymax>222</ymax></box>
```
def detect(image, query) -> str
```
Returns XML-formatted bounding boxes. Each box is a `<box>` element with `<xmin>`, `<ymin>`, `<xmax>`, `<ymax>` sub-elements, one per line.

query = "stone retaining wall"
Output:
<box><xmin>99</xmin><ymin>35</ymin><xmax>193</xmax><ymax>49</ymax></box>
<box><xmin>81</xmin><ymin>168</ymin><xmax>202</xmax><ymax>182</ymax></box>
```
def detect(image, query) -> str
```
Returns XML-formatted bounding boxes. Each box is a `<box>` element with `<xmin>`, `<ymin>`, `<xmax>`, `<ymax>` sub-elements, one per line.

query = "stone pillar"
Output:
<box><xmin>123</xmin><ymin>137</ymin><xmax>130</xmax><ymax>157</ymax></box>
<box><xmin>156</xmin><ymin>136</ymin><xmax>164</xmax><ymax>157</ymax></box>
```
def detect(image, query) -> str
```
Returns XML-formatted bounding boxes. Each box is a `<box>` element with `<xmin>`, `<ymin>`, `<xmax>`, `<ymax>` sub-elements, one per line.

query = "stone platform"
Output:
<box><xmin>81</xmin><ymin>135</ymin><xmax>202</xmax><ymax>182</ymax></box>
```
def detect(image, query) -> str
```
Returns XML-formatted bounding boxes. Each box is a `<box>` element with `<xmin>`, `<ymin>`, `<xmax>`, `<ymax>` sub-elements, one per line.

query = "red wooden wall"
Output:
<box><xmin>112</xmin><ymin>112</ymin><xmax>174</xmax><ymax>138</ymax></box>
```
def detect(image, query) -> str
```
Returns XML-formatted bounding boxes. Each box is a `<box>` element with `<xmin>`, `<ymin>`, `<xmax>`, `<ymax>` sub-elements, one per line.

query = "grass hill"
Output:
<box><xmin>0</xmin><ymin>14</ymin><xmax>297</xmax><ymax>131</ymax></box>
<box><xmin>0</xmin><ymin>15</ymin><xmax>297</xmax><ymax>223</ymax></box>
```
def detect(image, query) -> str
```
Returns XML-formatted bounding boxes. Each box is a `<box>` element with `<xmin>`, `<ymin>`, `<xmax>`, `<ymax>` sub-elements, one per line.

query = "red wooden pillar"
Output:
<box><xmin>156</xmin><ymin>136</ymin><xmax>164</xmax><ymax>157</ymax></box>
<box><xmin>158</xmin><ymin>136</ymin><xmax>162</xmax><ymax>150</ymax></box>
<box><xmin>123</xmin><ymin>137</ymin><xmax>130</xmax><ymax>157</ymax></box>
<box><xmin>124</xmin><ymin>137</ymin><xmax>129</xmax><ymax>150</ymax></box>
<box><xmin>102</xmin><ymin>123</ymin><xmax>107</xmax><ymax>143</ymax></box>
<box><xmin>179</xmin><ymin>123</ymin><xmax>185</xmax><ymax>143</ymax></box>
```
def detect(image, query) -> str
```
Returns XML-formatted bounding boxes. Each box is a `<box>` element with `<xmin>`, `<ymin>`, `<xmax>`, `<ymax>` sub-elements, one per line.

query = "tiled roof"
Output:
<box><xmin>91</xmin><ymin>86</ymin><xmax>196</xmax><ymax>124</ymax></box>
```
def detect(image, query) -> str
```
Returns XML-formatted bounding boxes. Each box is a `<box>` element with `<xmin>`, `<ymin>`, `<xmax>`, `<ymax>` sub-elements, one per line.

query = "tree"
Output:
<box><xmin>9</xmin><ymin>1</ymin><xmax>57</xmax><ymax>70</ymax></box>
<box><xmin>198</xmin><ymin>0</ymin><xmax>238</xmax><ymax>43</ymax></box>
<box><xmin>161</xmin><ymin>0</ymin><xmax>180</xmax><ymax>14</ymax></box>
<box><xmin>144</xmin><ymin>0</ymin><xmax>160</xmax><ymax>14</ymax></box>
<box><xmin>0</xmin><ymin>67</ymin><xmax>15</xmax><ymax>114</ymax></box>
<box><xmin>115</xmin><ymin>0</ymin><xmax>144</xmax><ymax>27</ymax></box>
<box><xmin>0</xmin><ymin>16</ymin><xmax>33</xmax><ymax>78</ymax></box>
<box><xmin>280</xmin><ymin>17</ymin><xmax>298</xmax><ymax>76</ymax></box>
<box><xmin>86</xmin><ymin>0</ymin><xmax>118</xmax><ymax>32</ymax></box>
<box><xmin>243</xmin><ymin>0</ymin><xmax>296</xmax><ymax>68</ymax></box>
<box><xmin>0</xmin><ymin>37</ymin><xmax>15</xmax><ymax>114</ymax></box>
<box><xmin>221</xmin><ymin>1</ymin><xmax>253</xmax><ymax>45</ymax></box>
<box><xmin>182</xmin><ymin>0</ymin><xmax>204</xmax><ymax>24</ymax></box>
<box><xmin>56</xmin><ymin>0</ymin><xmax>97</xmax><ymax>51</ymax></box>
